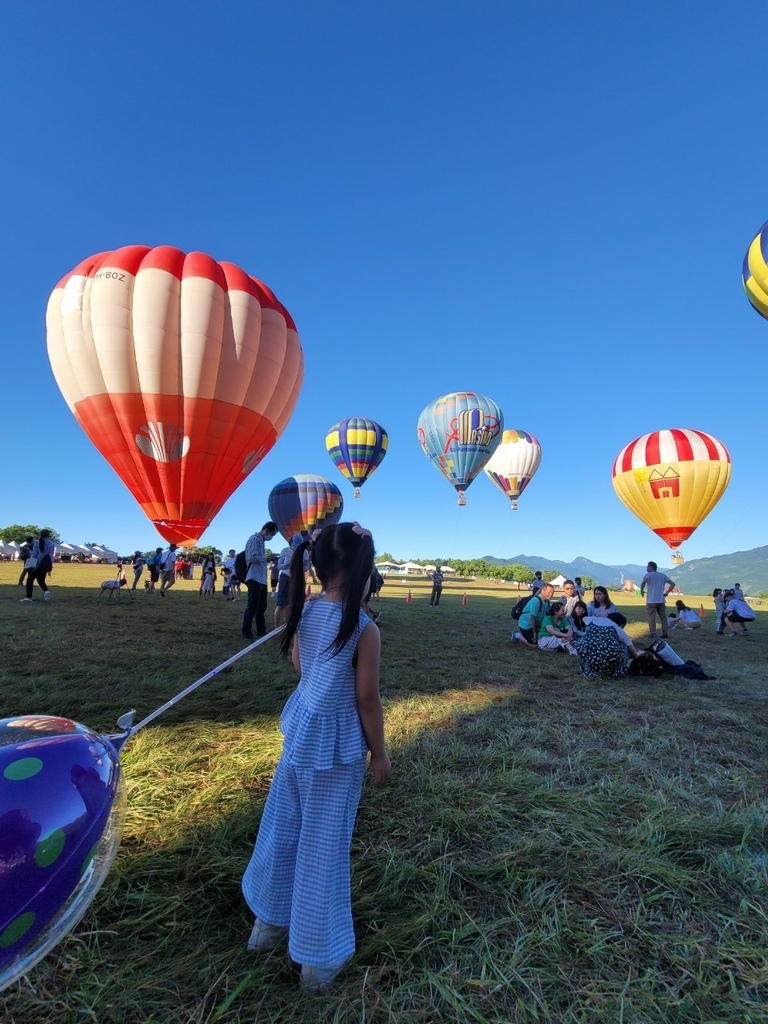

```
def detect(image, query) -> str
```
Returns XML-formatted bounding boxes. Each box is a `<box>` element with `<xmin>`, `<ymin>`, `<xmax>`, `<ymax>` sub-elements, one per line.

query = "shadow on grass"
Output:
<box><xmin>3</xmin><ymin>680</ymin><xmax>767</xmax><ymax>1024</ymax></box>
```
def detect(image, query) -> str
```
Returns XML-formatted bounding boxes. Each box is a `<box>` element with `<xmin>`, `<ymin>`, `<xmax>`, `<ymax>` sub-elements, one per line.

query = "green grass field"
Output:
<box><xmin>1</xmin><ymin>563</ymin><xmax>767</xmax><ymax>1023</ymax></box>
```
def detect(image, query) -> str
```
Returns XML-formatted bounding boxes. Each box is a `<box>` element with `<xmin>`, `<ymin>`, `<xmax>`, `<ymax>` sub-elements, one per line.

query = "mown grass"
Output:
<box><xmin>1</xmin><ymin>564</ymin><xmax>767</xmax><ymax>1023</ymax></box>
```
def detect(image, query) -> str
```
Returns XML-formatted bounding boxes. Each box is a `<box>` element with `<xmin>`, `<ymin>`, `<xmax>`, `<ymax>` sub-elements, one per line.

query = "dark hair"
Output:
<box><xmin>647</xmin><ymin>561</ymin><xmax>658</xmax><ymax>571</ymax></box>
<box><xmin>712</xmin><ymin>588</ymin><xmax>722</xmax><ymax>598</ymax></box>
<box><xmin>572</xmin><ymin>601</ymin><xmax>588</xmax><ymax>625</ymax></box>
<box><xmin>262</xmin><ymin>521</ymin><xmax>278</xmax><ymax>534</ymax></box>
<box><xmin>675</xmin><ymin>600</ymin><xmax>690</xmax><ymax>612</ymax></box>
<box><xmin>593</xmin><ymin>586</ymin><xmax>611</xmax><ymax>607</ymax></box>
<box><xmin>607</xmin><ymin>611</ymin><xmax>627</xmax><ymax>628</ymax></box>
<box><xmin>574</xmin><ymin>577</ymin><xmax>582</xmax><ymax>584</ymax></box>
<box><xmin>549</xmin><ymin>602</ymin><xmax>564</xmax><ymax>615</ymax></box>
<box><xmin>279</xmin><ymin>522</ymin><xmax>375</xmax><ymax>659</ymax></box>
<box><xmin>563</xmin><ymin>579</ymin><xmax>575</xmax><ymax>588</ymax></box>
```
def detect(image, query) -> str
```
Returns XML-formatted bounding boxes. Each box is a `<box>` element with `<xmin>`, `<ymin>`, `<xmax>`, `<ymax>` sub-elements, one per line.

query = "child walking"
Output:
<box><xmin>241</xmin><ymin>521</ymin><xmax>391</xmax><ymax>992</ymax></box>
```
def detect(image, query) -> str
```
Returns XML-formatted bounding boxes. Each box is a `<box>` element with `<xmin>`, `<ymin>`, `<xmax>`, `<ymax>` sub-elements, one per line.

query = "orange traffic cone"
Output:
<box><xmin>462</xmin><ymin>592</ymin><xmax>468</xmax><ymax>607</ymax></box>
<box><xmin>699</xmin><ymin>603</ymin><xmax>705</xmax><ymax>617</ymax></box>
<box><xmin>405</xmin><ymin>589</ymin><xmax>412</xmax><ymax>604</ymax></box>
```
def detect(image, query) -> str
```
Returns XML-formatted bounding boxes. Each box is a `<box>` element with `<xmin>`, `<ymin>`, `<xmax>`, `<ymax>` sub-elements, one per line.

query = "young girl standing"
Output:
<box><xmin>241</xmin><ymin>521</ymin><xmax>391</xmax><ymax>992</ymax></box>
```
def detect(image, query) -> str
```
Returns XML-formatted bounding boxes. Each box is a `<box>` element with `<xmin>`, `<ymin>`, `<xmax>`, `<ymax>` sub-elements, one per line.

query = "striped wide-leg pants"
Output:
<box><xmin>242</xmin><ymin>755</ymin><xmax>366</xmax><ymax>965</ymax></box>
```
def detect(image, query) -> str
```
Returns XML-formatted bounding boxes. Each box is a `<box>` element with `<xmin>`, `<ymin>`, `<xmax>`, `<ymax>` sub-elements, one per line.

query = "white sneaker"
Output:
<box><xmin>44</xmin><ymin>592</ymin><xmax>51</xmax><ymax>602</ymax></box>
<box><xmin>300</xmin><ymin>957</ymin><xmax>351</xmax><ymax>992</ymax></box>
<box><xmin>19</xmin><ymin>597</ymin><xmax>33</xmax><ymax>603</ymax></box>
<box><xmin>246</xmin><ymin>917</ymin><xmax>288</xmax><ymax>952</ymax></box>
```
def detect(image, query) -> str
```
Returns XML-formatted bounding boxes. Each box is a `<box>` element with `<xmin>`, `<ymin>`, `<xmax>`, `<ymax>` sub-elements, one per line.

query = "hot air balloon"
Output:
<box><xmin>46</xmin><ymin>246</ymin><xmax>304</xmax><ymax>546</ymax></box>
<box><xmin>417</xmin><ymin>392</ymin><xmax>503</xmax><ymax>505</ymax></box>
<box><xmin>611</xmin><ymin>429</ymin><xmax>731</xmax><ymax>555</ymax></box>
<box><xmin>268</xmin><ymin>474</ymin><xmax>344</xmax><ymax>541</ymax></box>
<box><xmin>742</xmin><ymin>220</ymin><xmax>768</xmax><ymax>319</ymax></box>
<box><xmin>325</xmin><ymin>418</ymin><xmax>388</xmax><ymax>497</ymax></box>
<box><xmin>483</xmin><ymin>429</ymin><xmax>542</xmax><ymax>510</ymax></box>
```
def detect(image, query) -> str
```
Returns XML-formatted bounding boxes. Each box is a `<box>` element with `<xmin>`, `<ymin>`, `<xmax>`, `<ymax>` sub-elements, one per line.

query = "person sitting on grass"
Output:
<box><xmin>586</xmin><ymin>586</ymin><xmax>618</xmax><ymax>618</ymax></box>
<box><xmin>668</xmin><ymin>600</ymin><xmax>701</xmax><ymax>630</ymax></box>
<box><xmin>574</xmin><ymin>612</ymin><xmax>640</xmax><ymax>680</ymax></box>
<box><xmin>513</xmin><ymin>583</ymin><xmax>554</xmax><ymax>647</ymax></box>
<box><xmin>537</xmin><ymin>602</ymin><xmax>578</xmax><ymax>655</ymax></box>
<box><xmin>570</xmin><ymin>600</ymin><xmax>589</xmax><ymax>636</ymax></box>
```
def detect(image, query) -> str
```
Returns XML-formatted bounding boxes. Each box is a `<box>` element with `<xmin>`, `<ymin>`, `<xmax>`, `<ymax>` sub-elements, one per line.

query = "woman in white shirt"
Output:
<box><xmin>668</xmin><ymin>600</ymin><xmax>701</xmax><ymax>630</ymax></box>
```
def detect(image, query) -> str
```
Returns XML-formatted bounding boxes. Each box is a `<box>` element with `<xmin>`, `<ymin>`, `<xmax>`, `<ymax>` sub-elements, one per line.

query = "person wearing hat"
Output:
<box><xmin>274</xmin><ymin>532</ymin><xmax>307</xmax><ymax>627</ymax></box>
<box><xmin>130</xmin><ymin>550</ymin><xmax>146</xmax><ymax>591</ymax></box>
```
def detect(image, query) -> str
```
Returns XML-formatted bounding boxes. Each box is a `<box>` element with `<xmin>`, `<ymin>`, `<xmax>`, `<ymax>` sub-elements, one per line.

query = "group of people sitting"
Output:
<box><xmin>511</xmin><ymin>577</ymin><xmax>680</xmax><ymax>682</ymax></box>
<box><xmin>512</xmin><ymin>570</ymin><xmax>760</xmax><ymax>679</ymax></box>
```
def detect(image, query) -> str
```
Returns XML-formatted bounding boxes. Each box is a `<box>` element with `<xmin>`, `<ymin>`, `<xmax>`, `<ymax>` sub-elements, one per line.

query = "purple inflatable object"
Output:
<box><xmin>0</xmin><ymin>715</ymin><xmax>124</xmax><ymax>990</ymax></box>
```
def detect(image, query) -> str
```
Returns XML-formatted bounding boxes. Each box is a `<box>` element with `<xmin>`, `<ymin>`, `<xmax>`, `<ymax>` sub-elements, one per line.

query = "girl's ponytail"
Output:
<box><xmin>279</xmin><ymin>540</ymin><xmax>312</xmax><ymax>658</ymax></box>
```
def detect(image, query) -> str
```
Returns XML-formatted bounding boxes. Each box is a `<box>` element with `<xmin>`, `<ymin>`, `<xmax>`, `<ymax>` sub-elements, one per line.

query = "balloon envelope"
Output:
<box><xmin>325</xmin><ymin>418</ymin><xmax>388</xmax><ymax>496</ymax></box>
<box><xmin>611</xmin><ymin>429</ymin><xmax>731</xmax><ymax>550</ymax></box>
<box><xmin>417</xmin><ymin>392</ymin><xmax>503</xmax><ymax>504</ymax></box>
<box><xmin>742</xmin><ymin>220</ymin><xmax>768</xmax><ymax>319</ymax></box>
<box><xmin>47</xmin><ymin>246</ymin><xmax>304</xmax><ymax>546</ymax></box>
<box><xmin>483</xmin><ymin>429</ymin><xmax>542</xmax><ymax>509</ymax></box>
<box><xmin>0</xmin><ymin>716</ymin><xmax>124</xmax><ymax>992</ymax></box>
<box><xmin>268</xmin><ymin>474</ymin><xmax>344</xmax><ymax>542</ymax></box>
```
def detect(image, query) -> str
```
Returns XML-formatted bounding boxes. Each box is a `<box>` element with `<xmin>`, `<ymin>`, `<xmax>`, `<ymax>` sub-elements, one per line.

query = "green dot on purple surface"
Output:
<box><xmin>0</xmin><ymin>912</ymin><xmax>36</xmax><ymax>948</ymax></box>
<box><xmin>3</xmin><ymin>757</ymin><xmax>43</xmax><ymax>781</ymax></box>
<box><xmin>35</xmin><ymin>829</ymin><xmax>67</xmax><ymax>867</ymax></box>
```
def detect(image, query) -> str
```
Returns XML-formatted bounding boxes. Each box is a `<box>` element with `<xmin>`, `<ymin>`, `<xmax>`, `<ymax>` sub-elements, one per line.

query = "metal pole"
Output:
<box><xmin>111</xmin><ymin>626</ymin><xmax>284</xmax><ymax>749</ymax></box>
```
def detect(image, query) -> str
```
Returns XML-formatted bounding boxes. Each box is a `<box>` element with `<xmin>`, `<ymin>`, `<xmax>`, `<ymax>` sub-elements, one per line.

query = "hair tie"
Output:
<box><xmin>351</xmin><ymin>521</ymin><xmax>372</xmax><ymax>539</ymax></box>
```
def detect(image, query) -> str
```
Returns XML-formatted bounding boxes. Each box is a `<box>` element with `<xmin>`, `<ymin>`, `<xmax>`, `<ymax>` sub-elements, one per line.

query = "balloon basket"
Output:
<box><xmin>354</xmin><ymin>487</ymin><xmax>361</xmax><ymax>498</ymax></box>
<box><xmin>457</xmin><ymin>496</ymin><xmax>467</xmax><ymax>506</ymax></box>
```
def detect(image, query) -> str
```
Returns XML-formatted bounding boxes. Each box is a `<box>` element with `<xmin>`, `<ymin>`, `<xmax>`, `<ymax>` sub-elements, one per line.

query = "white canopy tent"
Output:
<box><xmin>550</xmin><ymin>574</ymin><xmax>568</xmax><ymax>588</ymax></box>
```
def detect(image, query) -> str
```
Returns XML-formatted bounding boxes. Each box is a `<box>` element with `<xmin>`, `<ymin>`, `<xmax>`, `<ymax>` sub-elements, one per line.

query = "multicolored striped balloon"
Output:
<box><xmin>267</xmin><ymin>474</ymin><xmax>344</xmax><ymax>542</ymax></box>
<box><xmin>611</xmin><ymin>429</ymin><xmax>731</xmax><ymax>551</ymax></box>
<box><xmin>483</xmin><ymin>429</ymin><xmax>542</xmax><ymax>510</ymax></box>
<box><xmin>742</xmin><ymin>220</ymin><xmax>768</xmax><ymax>319</ymax></box>
<box><xmin>325</xmin><ymin>418</ymin><xmax>388</xmax><ymax>497</ymax></box>
<box><xmin>47</xmin><ymin>246</ymin><xmax>304</xmax><ymax>546</ymax></box>
<box><xmin>417</xmin><ymin>392</ymin><xmax>503</xmax><ymax>505</ymax></box>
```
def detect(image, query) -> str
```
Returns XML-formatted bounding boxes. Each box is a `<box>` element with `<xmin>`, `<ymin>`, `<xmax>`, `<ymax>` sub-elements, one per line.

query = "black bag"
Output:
<box><xmin>36</xmin><ymin>542</ymin><xmax>52</xmax><ymax>575</ymax></box>
<box><xmin>511</xmin><ymin>595</ymin><xmax>538</xmax><ymax>620</ymax></box>
<box><xmin>234</xmin><ymin>550</ymin><xmax>248</xmax><ymax>583</ymax></box>
<box><xmin>628</xmin><ymin>651</ymin><xmax>666</xmax><ymax>677</ymax></box>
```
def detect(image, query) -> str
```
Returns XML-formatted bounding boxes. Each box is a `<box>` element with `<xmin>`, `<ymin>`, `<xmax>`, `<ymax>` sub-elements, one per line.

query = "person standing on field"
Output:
<box><xmin>242</xmin><ymin>521</ymin><xmax>279</xmax><ymax>639</ymax></box>
<box><xmin>131</xmin><ymin>550</ymin><xmax>145</xmax><ymax>591</ymax></box>
<box><xmin>429</xmin><ymin>566</ymin><xmax>445</xmax><ymax>607</ymax></box>
<box><xmin>640</xmin><ymin>561</ymin><xmax>675</xmax><ymax>638</ymax></box>
<box><xmin>241</xmin><ymin>521</ymin><xmax>390</xmax><ymax>993</ymax></box>
<box><xmin>18</xmin><ymin>535</ymin><xmax>35</xmax><ymax>587</ymax></box>
<box><xmin>20</xmin><ymin>530</ymin><xmax>56</xmax><ymax>603</ymax></box>
<box><xmin>158</xmin><ymin>543</ymin><xmax>179</xmax><ymax>596</ymax></box>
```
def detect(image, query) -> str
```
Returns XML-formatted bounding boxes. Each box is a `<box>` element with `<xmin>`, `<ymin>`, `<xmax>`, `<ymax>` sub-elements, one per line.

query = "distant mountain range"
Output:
<box><xmin>481</xmin><ymin>547</ymin><xmax>768</xmax><ymax>596</ymax></box>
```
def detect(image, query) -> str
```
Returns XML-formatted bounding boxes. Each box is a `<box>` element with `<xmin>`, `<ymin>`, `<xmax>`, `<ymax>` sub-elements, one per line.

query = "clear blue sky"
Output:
<box><xmin>1</xmin><ymin>1</ymin><xmax>765</xmax><ymax>565</ymax></box>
